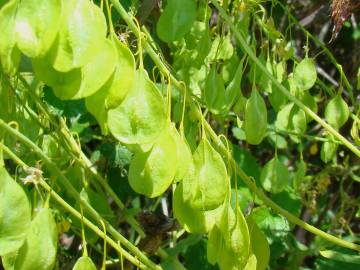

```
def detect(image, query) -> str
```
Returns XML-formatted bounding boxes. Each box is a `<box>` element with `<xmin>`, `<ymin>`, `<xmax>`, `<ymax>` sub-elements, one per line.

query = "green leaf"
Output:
<box><xmin>204</xmin><ymin>66</ymin><xmax>227</xmax><ymax>114</ymax></box>
<box><xmin>0</xmin><ymin>0</ymin><xmax>21</xmax><ymax>75</ymax></box>
<box><xmin>2</xmin><ymin>208</ymin><xmax>58</xmax><ymax>270</ymax></box>
<box><xmin>15</xmin><ymin>0</ymin><xmax>61</xmax><ymax>58</ymax></box>
<box><xmin>325</xmin><ymin>94</ymin><xmax>350</xmax><ymax>129</ymax></box>
<box><xmin>186</xmin><ymin>138</ymin><xmax>228</xmax><ymax>210</ymax></box>
<box><xmin>128</xmin><ymin>126</ymin><xmax>177</xmax><ymax>197</ymax></box>
<box><xmin>108</xmin><ymin>68</ymin><xmax>167</xmax><ymax>145</ymax></box>
<box><xmin>156</xmin><ymin>0</ymin><xmax>196</xmax><ymax>42</ymax></box>
<box><xmin>73</xmin><ymin>256</ymin><xmax>97</xmax><ymax>270</ymax></box>
<box><xmin>260</xmin><ymin>157</ymin><xmax>289</xmax><ymax>193</ymax></box>
<box><xmin>244</xmin><ymin>89</ymin><xmax>268</xmax><ymax>145</ymax></box>
<box><xmin>0</xmin><ymin>167</ymin><xmax>31</xmax><ymax>256</ymax></box>
<box><xmin>49</xmin><ymin>0</ymin><xmax>107</xmax><ymax>72</ymax></box>
<box><xmin>293</xmin><ymin>58</ymin><xmax>317</xmax><ymax>91</ymax></box>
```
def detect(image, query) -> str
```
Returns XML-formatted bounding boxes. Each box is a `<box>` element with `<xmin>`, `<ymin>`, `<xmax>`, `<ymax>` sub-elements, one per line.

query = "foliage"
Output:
<box><xmin>0</xmin><ymin>0</ymin><xmax>359</xmax><ymax>269</ymax></box>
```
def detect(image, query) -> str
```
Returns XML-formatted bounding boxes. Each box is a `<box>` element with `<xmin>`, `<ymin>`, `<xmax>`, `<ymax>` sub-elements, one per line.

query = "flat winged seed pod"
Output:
<box><xmin>2</xmin><ymin>208</ymin><xmax>58</xmax><ymax>270</ymax></box>
<box><xmin>0</xmin><ymin>167</ymin><xmax>31</xmax><ymax>256</ymax></box>
<box><xmin>108</xmin><ymin>68</ymin><xmax>167</xmax><ymax>145</ymax></box>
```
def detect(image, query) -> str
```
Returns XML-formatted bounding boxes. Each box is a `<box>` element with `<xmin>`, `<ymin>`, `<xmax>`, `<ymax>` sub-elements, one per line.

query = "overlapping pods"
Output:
<box><xmin>2</xmin><ymin>208</ymin><xmax>58</xmax><ymax>270</ymax></box>
<box><xmin>128</xmin><ymin>123</ymin><xmax>193</xmax><ymax>197</ymax></box>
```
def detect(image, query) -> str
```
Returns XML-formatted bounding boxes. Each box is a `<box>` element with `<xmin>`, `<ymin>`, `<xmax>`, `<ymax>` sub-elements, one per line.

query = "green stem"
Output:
<box><xmin>0</xmin><ymin>142</ymin><xmax>148</xmax><ymax>269</ymax></box>
<box><xmin>0</xmin><ymin>119</ymin><xmax>162</xmax><ymax>270</ymax></box>
<box><xmin>110</xmin><ymin>0</ymin><xmax>360</xmax><ymax>251</ymax></box>
<box><xmin>210</xmin><ymin>0</ymin><xmax>360</xmax><ymax>158</ymax></box>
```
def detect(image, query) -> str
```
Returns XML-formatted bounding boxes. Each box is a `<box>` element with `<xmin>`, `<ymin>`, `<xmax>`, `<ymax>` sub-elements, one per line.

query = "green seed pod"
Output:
<box><xmin>244</xmin><ymin>89</ymin><xmax>267</xmax><ymax>145</ymax></box>
<box><xmin>49</xmin><ymin>0</ymin><xmax>108</xmax><ymax>72</ymax></box>
<box><xmin>0</xmin><ymin>167</ymin><xmax>31</xmax><ymax>256</ymax></box>
<box><xmin>204</xmin><ymin>66</ymin><xmax>227</xmax><ymax>114</ymax></box>
<box><xmin>170</xmin><ymin>124</ymin><xmax>193</xmax><ymax>182</ymax></box>
<box><xmin>156</xmin><ymin>0</ymin><xmax>196</xmax><ymax>42</ymax></box>
<box><xmin>184</xmin><ymin>138</ymin><xmax>228</xmax><ymax>211</ymax></box>
<box><xmin>2</xmin><ymin>208</ymin><xmax>58</xmax><ymax>270</ymax></box>
<box><xmin>173</xmin><ymin>183</ymin><xmax>220</xmax><ymax>234</ymax></box>
<box><xmin>108</xmin><ymin>68</ymin><xmax>167</xmax><ymax>145</ymax></box>
<box><xmin>293</xmin><ymin>58</ymin><xmax>317</xmax><ymax>91</ymax></box>
<box><xmin>260</xmin><ymin>157</ymin><xmax>289</xmax><ymax>193</ymax></box>
<box><xmin>15</xmin><ymin>0</ymin><xmax>61</xmax><ymax>58</ymax></box>
<box><xmin>128</xmin><ymin>127</ymin><xmax>177</xmax><ymax>198</ymax></box>
<box><xmin>73</xmin><ymin>256</ymin><xmax>97</xmax><ymax>270</ymax></box>
<box><xmin>325</xmin><ymin>94</ymin><xmax>350</xmax><ymax>129</ymax></box>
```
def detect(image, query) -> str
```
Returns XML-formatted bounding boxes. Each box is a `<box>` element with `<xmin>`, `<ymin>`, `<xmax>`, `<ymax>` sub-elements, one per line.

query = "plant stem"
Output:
<box><xmin>110</xmin><ymin>0</ymin><xmax>360</xmax><ymax>251</ymax></box>
<box><xmin>0</xmin><ymin>119</ymin><xmax>162</xmax><ymax>270</ymax></box>
<box><xmin>0</xmin><ymin>142</ymin><xmax>149</xmax><ymax>269</ymax></box>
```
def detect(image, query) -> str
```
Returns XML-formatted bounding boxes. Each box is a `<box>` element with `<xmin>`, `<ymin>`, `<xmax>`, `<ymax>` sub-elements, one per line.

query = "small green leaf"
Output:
<box><xmin>325</xmin><ymin>94</ymin><xmax>350</xmax><ymax>129</ymax></box>
<box><xmin>244</xmin><ymin>89</ymin><xmax>268</xmax><ymax>145</ymax></box>
<box><xmin>0</xmin><ymin>167</ymin><xmax>31</xmax><ymax>256</ymax></box>
<box><xmin>293</xmin><ymin>58</ymin><xmax>317</xmax><ymax>91</ymax></box>
<box><xmin>156</xmin><ymin>0</ymin><xmax>196</xmax><ymax>42</ymax></box>
<box><xmin>260</xmin><ymin>157</ymin><xmax>289</xmax><ymax>193</ymax></box>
